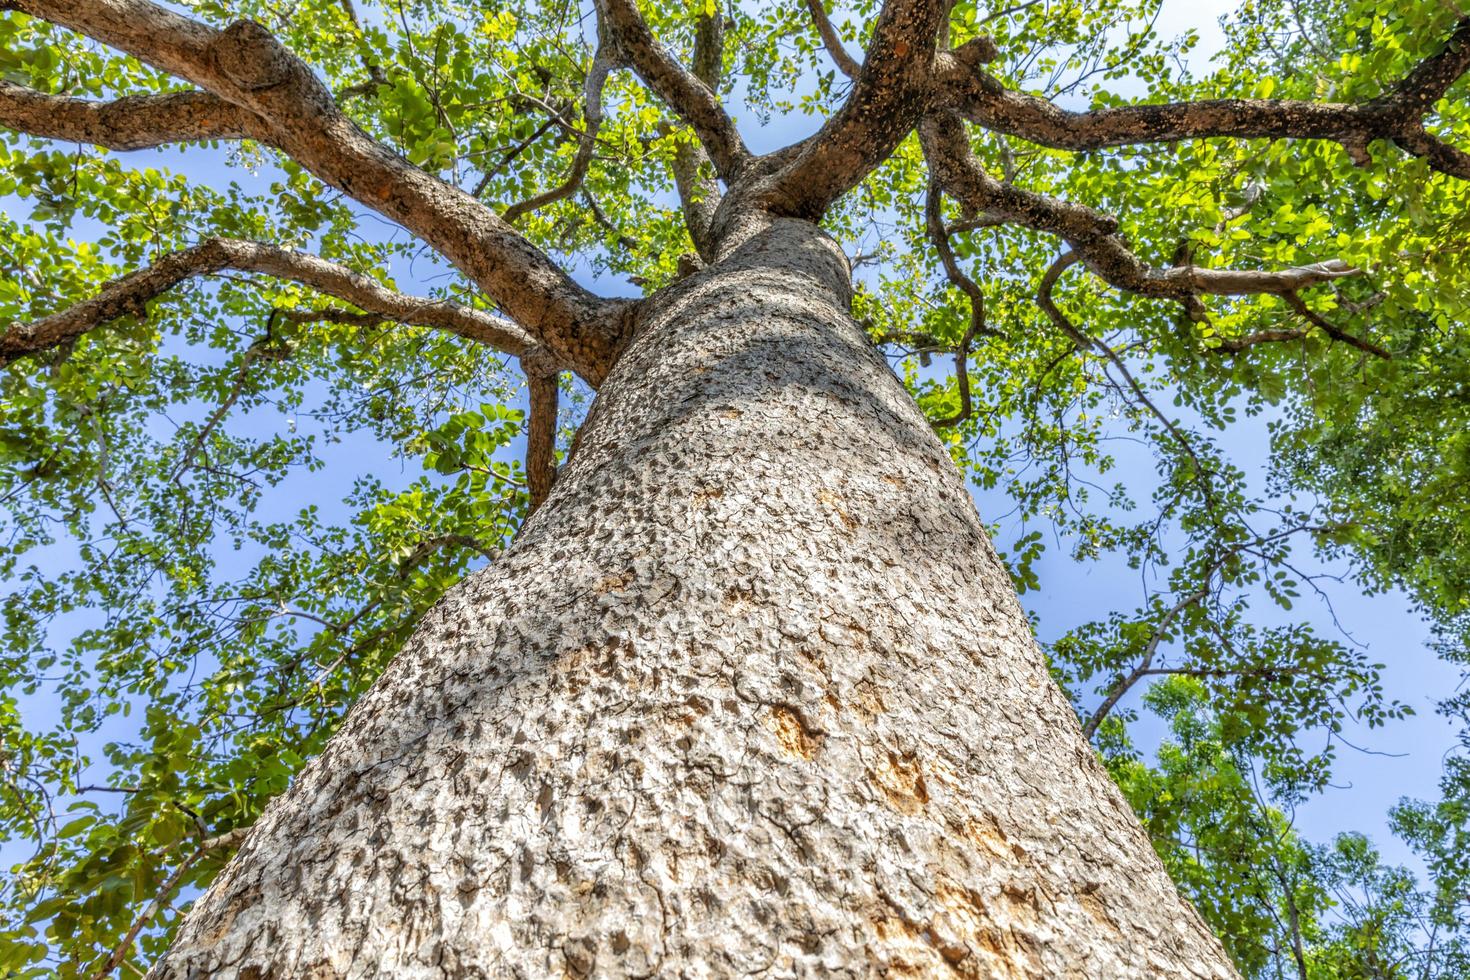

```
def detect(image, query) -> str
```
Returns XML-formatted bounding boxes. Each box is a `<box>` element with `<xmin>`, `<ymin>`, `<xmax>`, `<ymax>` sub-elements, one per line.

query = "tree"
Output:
<box><xmin>1</xmin><ymin>0</ymin><xmax>1468</xmax><ymax>975</ymax></box>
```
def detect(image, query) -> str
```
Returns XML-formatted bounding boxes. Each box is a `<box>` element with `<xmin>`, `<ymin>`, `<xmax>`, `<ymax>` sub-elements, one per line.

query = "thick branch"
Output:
<box><xmin>1</xmin><ymin>238</ymin><xmax>534</xmax><ymax>365</ymax></box>
<box><xmin>1389</xmin><ymin>127</ymin><xmax>1470</xmax><ymax>180</ymax></box>
<box><xmin>951</xmin><ymin>79</ymin><xmax>1382</xmax><ymax>150</ymax></box>
<box><xmin>0</xmin><ymin>82</ymin><xmax>263</xmax><ymax>149</ymax></box>
<box><xmin>670</xmin><ymin>137</ymin><xmax>721</xmax><ymax>261</ymax></box>
<box><xmin>1390</xmin><ymin>15</ymin><xmax>1470</xmax><ymax>112</ymax></box>
<box><xmin>689</xmin><ymin>7</ymin><xmax>724</xmax><ymax>89</ymax></box>
<box><xmin>18</xmin><ymin>0</ymin><xmax>627</xmax><ymax>381</ymax></box>
<box><xmin>598</xmin><ymin>0</ymin><xmax>749</xmax><ymax>180</ymax></box>
<box><xmin>922</xmin><ymin>114</ymin><xmax>1364</xmax><ymax>300</ymax></box>
<box><xmin>942</xmin><ymin>16</ymin><xmax>1470</xmax><ymax>180</ymax></box>
<box><xmin>755</xmin><ymin>0</ymin><xmax>980</xmax><ymax>219</ymax></box>
<box><xmin>521</xmin><ymin>347</ymin><xmax>561</xmax><ymax>513</ymax></box>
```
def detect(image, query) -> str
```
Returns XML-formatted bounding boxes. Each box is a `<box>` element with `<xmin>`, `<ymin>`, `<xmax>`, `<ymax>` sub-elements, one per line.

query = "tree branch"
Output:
<box><xmin>667</xmin><ymin>11</ymin><xmax>727</xmax><ymax>260</ymax></box>
<box><xmin>1388</xmin><ymin>15</ymin><xmax>1470</xmax><ymax>113</ymax></box>
<box><xmin>922</xmin><ymin>114</ymin><xmax>1366</xmax><ymax>301</ymax></box>
<box><xmin>924</xmin><ymin>179</ymin><xmax>989</xmax><ymax>427</ymax></box>
<box><xmin>598</xmin><ymin>0</ymin><xmax>749</xmax><ymax>180</ymax></box>
<box><xmin>1206</xmin><ymin>327</ymin><xmax>1313</xmax><ymax>353</ymax></box>
<box><xmin>1037</xmin><ymin>251</ymin><xmax>1209</xmax><ymax>482</ymax></box>
<box><xmin>1278</xmin><ymin>291</ymin><xmax>1390</xmax><ymax>359</ymax></box>
<box><xmin>170</xmin><ymin>325</ymin><xmax>292</xmax><ymax>482</ymax></box>
<box><xmin>520</xmin><ymin>347</ymin><xmax>561</xmax><ymax>513</ymax></box>
<box><xmin>0</xmin><ymin>238</ymin><xmax>535</xmax><ymax>366</ymax></box>
<box><xmin>1079</xmin><ymin>524</ymin><xmax>1338</xmax><ymax>738</ymax></box>
<box><xmin>472</xmin><ymin>106</ymin><xmax>569</xmax><ymax>198</ymax></box>
<box><xmin>89</xmin><ymin>826</ymin><xmax>250</xmax><ymax>980</ymax></box>
<box><xmin>941</xmin><ymin>15</ymin><xmax>1470</xmax><ymax>180</ymax></box>
<box><xmin>395</xmin><ymin>534</ymin><xmax>500</xmax><ymax>577</ymax></box>
<box><xmin>581</xmin><ymin>189</ymin><xmax>640</xmax><ymax>253</ymax></box>
<box><xmin>755</xmin><ymin>0</ymin><xmax>981</xmax><ymax>219</ymax></box>
<box><xmin>670</xmin><ymin>133</ymin><xmax>722</xmax><ymax>261</ymax></box>
<box><xmin>1080</xmin><ymin>584</ymin><xmax>1207</xmax><ymax>740</ymax></box>
<box><xmin>1391</xmin><ymin>127</ymin><xmax>1470</xmax><ymax>180</ymax></box>
<box><xmin>502</xmin><ymin>46</ymin><xmax>616</xmax><ymax>224</ymax></box>
<box><xmin>804</xmin><ymin>0</ymin><xmax>860</xmax><ymax>79</ymax></box>
<box><xmin>17</xmin><ymin>0</ymin><xmax>628</xmax><ymax>382</ymax></box>
<box><xmin>0</xmin><ymin>82</ymin><xmax>264</xmax><ymax>150</ymax></box>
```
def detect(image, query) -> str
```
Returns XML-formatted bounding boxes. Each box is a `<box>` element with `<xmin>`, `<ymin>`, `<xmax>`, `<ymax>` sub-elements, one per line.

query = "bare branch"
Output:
<box><xmin>950</xmin><ymin>80</ymin><xmax>1374</xmax><ymax>150</ymax></box>
<box><xmin>942</xmin><ymin>15</ymin><xmax>1470</xmax><ymax>181</ymax></box>
<box><xmin>804</xmin><ymin>0</ymin><xmax>860</xmax><ymax>79</ymax></box>
<box><xmin>0</xmin><ymin>82</ymin><xmax>263</xmax><ymax>150</ymax></box>
<box><xmin>1</xmin><ymin>238</ymin><xmax>535</xmax><ymax>366</ymax></box>
<box><xmin>670</xmin><ymin>138</ymin><xmax>722</xmax><ymax>260</ymax></box>
<box><xmin>946</xmin><ymin>213</ymin><xmax>1008</xmax><ymax>234</ymax></box>
<box><xmin>689</xmin><ymin>6</ymin><xmax>724</xmax><ymax>89</ymax></box>
<box><xmin>598</xmin><ymin>0</ymin><xmax>749</xmax><ymax>180</ymax></box>
<box><xmin>17</xmin><ymin>0</ymin><xmax>627</xmax><ymax>381</ymax></box>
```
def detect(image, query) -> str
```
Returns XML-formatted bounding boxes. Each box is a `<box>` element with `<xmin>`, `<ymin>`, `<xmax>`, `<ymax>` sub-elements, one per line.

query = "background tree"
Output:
<box><xmin>1</xmin><ymin>0</ymin><xmax>1468</xmax><ymax>975</ymax></box>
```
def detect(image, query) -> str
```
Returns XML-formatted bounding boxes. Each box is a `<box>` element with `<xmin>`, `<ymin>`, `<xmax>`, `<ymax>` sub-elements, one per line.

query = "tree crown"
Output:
<box><xmin>2</xmin><ymin>0</ymin><xmax>1469</xmax><ymax>974</ymax></box>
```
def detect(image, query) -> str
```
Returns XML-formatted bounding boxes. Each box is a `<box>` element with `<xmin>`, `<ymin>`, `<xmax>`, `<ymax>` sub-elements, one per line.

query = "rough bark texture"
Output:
<box><xmin>0</xmin><ymin>238</ymin><xmax>533</xmax><ymax>367</ymax></box>
<box><xmin>152</xmin><ymin>219</ymin><xmax>1235</xmax><ymax>978</ymax></box>
<box><xmin>19</xmin><ymin>0</ymin><xmax>630</xmax><ymax>382</ymax></box>
<box><xmin>0</xmin><ymin>82</ymin><xmax>261</xmax><ymax>150</ymax></box>
<box><xmin>918</xmin><ymin>114</ymin><xmax>1361</xmax><ymax>302</ymax></box>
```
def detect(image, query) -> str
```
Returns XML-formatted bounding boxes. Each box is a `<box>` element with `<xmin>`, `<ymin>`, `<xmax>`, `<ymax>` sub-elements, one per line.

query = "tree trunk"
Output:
<box><xmin>153</xmin><ymin>218</ymin><xmax>1236</xmax><ymax>978</ymax></box>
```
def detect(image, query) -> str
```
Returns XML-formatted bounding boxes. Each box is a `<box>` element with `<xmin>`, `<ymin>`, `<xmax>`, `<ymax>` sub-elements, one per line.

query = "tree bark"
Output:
<box><xmin>152</xmin><ymin>219</ymin><xmax>1236</xmax><ymax>978</ymax></box>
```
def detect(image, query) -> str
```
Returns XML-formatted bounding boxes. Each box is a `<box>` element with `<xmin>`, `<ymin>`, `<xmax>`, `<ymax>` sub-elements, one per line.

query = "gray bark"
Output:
<box><xmin>152</xmin><ymin>219</ymin><xmax>1236</xmax><ymax>978</ymax></box>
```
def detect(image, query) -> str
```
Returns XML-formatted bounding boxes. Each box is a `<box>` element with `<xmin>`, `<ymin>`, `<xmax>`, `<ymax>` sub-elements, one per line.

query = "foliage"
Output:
<box><xmin>0</xmin><ymin>0</ymin><xmax>1468</xmax><ymax>974</ymax></box>
<box><xmin>1103</xmin><ymin>678</ymin><xmax>1470</xmax><ymax>979</ymax></box>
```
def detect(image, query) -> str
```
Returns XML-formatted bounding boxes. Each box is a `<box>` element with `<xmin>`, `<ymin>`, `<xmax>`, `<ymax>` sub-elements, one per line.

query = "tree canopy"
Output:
<box><xmin>1</xmin><ymin>0</ymin><xmax>1468</xmax><ymax>974</ymax></box>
